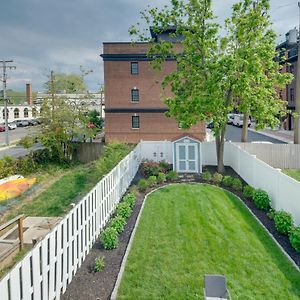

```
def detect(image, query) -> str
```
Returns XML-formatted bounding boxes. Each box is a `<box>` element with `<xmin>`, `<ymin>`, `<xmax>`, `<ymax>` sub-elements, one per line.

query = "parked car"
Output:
<box><xmin>28</xmin><ymin>119</ymin><xmax>39</xmax><ymax>126</ymax></box>
<box><xmin>206</xmin><ymin>121</ymin><xmax>214</xmax><ymax>129</ymax></box>
<box><xmin>233</xmin><ymin>114</ymin><xmax>251</xmax><ymax>127</ymax></box>
<box><xmin>0</xmin><ymin>124</ymin><xmax>5</xmax><ymax>132</ymax></box>
<box><xmin>227</xmin><ymin>113</ymin><xmax>235</xmax><ymax>125</ymax></box>
<box><xmin>8</xmin><ymin>122</ymin><xmax>17</xmax><ymax>130</ymax></box>
<box><xmin>16</xmin><ymin>120</ymin><xmax>29</xmax><ymax>127</ymax></box>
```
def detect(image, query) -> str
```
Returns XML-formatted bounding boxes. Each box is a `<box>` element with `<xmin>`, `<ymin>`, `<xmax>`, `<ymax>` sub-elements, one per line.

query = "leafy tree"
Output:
<box><xmin>39</xmin><ymin>73</ymin><xmax>96</xmax><ymax>161</ymax></box>
<box><xmin>130</xmin><ymin>0</ymin><xmax>292</xmax><ymax>172</ymax></box>
<box><xmin>44</xmin><ymin>73</ymin><xmax>87</xmax><ymax>93</ymax></box>
<box><xmin>87</xmin><ymin>109</ymin><xmax>103</xmax><ymax>129</ymax></box>
<box><xmin>223</xmin><ymin>0</ymin><xmax>293</xmax><ymax>142</ymax></box>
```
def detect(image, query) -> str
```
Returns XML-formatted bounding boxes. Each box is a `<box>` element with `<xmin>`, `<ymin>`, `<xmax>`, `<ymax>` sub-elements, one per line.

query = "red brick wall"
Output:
<box><xmin>105</xmin><ymin>113</ymin><xmax>205</xmax><ymax>143</ymax></box>
<box><xmin>103</xmin><ymin>43</ymin><xmax>206</xmax><ymax>143</ymax></box>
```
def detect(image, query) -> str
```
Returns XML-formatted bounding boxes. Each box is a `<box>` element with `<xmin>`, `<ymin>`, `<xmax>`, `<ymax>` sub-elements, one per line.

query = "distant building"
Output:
<box><xmin>101</xmin><ymin>27</ymin><xmax>205</xmax><ymax>143</ymax></box>
<box><xmin>277</xmin><ymin>28</ymin><xmax>298</xmax><ymax>130</ymax></box>
<box><xmin>35</xmin><ymin>92</ymin><xmax>105</xmax><ymax>118</ymax></box>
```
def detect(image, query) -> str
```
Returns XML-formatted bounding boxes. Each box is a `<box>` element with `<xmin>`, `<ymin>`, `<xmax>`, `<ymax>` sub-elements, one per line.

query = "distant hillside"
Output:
<box><xmin>0</xmin><ymin>89</ymin><xmax>37</xmax><ymax>105</ymax></box>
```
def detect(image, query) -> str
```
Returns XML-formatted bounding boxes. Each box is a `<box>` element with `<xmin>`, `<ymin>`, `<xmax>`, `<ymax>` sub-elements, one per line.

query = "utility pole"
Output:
<box><xmin>295</xmin><ymin>3</ymin><xmax>300</xmax><ymax>144</ymax></box>
<box><xmin>50</xmin><ymin>70</ymin><xmax>55</xmax><ymax>120</ymax></box>
<box><xmin>0</xmin><ymin>60</ymin><xmax>16</xmax><ymax>145</ymax></box>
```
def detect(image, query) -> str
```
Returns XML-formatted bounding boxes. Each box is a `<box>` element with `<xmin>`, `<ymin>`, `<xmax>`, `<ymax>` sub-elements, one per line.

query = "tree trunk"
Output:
<box><xmin>241</xmin><ymin>113</ymin><xmax>249</xmax><ymax>142</ymax></box>
<box><xmin>215</xmin><ymin>125</ymin><xmax>226</xmax><ymax>173</ymax></box>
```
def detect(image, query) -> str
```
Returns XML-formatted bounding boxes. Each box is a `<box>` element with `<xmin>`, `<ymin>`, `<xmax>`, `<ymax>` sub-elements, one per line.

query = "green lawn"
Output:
<box><xmin>118</xmin><ymin>184</ymin><xmax>300</xmax><ymax>300</ymax></box>
<box><xmin>283</xmin><ymin>169</ymin><xmax>300</xmax><ymax>182</ymax></box>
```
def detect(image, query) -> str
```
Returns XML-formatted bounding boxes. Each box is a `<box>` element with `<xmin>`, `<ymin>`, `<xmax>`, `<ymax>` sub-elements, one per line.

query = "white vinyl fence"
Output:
<box><xmin>235</xmin><ymin>143</ymin><xmax>300</xmax><ymax>169</ymax></box>
<box><xmin>225</xmin><ymin>142</ymin><xmax>300</xmax><ymax>225</ymax></box>
<box><xmin>0</xmin><ymin>145</ymin><xmax>141</xmax><ymax>300</ymax></box>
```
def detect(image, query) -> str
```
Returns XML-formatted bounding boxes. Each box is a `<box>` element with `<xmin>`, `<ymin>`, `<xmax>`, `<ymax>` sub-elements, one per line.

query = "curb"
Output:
<box><xmin>248</xmin><ymin>128</ymin><xmax>292</xmax><ymax>144</ymax></box>
<box><xmin>111</xmin><ymin>183</ymin><xmax>299</xmax><ymax>299</ymax></box>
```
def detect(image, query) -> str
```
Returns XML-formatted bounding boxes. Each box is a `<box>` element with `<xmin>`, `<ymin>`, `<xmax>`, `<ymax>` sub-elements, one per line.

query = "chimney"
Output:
<box><xmin>26</xmin><ymin>83</ymin><xmax>33</xmax><ymax>105</ymax></box>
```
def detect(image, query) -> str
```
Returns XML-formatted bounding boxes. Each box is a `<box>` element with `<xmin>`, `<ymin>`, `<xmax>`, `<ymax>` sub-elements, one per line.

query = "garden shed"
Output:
<box><xmin>172</xmin><ymin>136</ymin><xmax>202</xmax><ymax>173</ymax></box>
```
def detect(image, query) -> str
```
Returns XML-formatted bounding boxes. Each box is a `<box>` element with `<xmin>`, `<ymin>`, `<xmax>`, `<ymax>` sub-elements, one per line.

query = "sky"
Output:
<box><xmin>0</xmin><ymin>0</ymin><xmax>298</xmax><ymax>93</ymax></box>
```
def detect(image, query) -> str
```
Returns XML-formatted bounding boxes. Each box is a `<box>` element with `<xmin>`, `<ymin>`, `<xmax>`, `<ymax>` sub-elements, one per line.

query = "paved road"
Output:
<box><xmin>0</xmin><ymin>126</ymin><xmax>39</xmax><ymax>145</ymax></box>
<box><xmin>225</xmin><ymin>125</ymin><xmax>285</xmax><ymax>144</ymax></box>
<box><xmin>0</xmin><ymin>143</ymin><xmax>44</xmax><ymax>159</ymax></box>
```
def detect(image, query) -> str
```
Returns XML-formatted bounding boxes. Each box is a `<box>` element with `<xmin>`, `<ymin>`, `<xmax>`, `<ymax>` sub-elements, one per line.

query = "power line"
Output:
<box><xmin>0</xmin><ymin>60</ymin><xmax>16</xmax><ymax>145</ymax></box>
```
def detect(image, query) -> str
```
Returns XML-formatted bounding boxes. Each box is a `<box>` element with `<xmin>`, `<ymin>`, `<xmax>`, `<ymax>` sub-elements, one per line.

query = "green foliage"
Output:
<box><xmin>202</xmin><ymin>171</ymin><xmax>212</xmax><ymax>182</ymax></box>
<box><xmin>138</xmin><ymin>179</ymin><xmax>149</xmax><ymax>192</ymax></box>
<box><xmin>44</xmin><ymin>72</ymin><xmax>87</xmax><ymax>93</ymax></box>
<box><xmin>94</xmin><ymin>256</ymin><xmax>105</xmax><ymax>272</ymax></box>
<box><xmin>273</xmin><ymin>210</ymin><xmax>293</xmax><ymax>235</ymax></box>
<box><xmin>18</xmin><ymin>136</ymin><xmax>37</xmax><ymax>149</ymax></box>
<box><xmin>158</xmin><ymin>161</ymin><xmax>171</xmax><ymax>173</ymax></box>
<box><xmin>166</xmin><ymin>170</ymin><xmax>178</xmax><ymax>181</ymax></box>
<box><xmin>243</xmin><ymin>185</ymin><xmax>255</xmax><ymax>199</ymax></box>
<box><xmin>130</xmin><ymin>0</ymin><xmax>293</xmax><ymax>172</ymax></box>
<box><xmin>109</xmin><ymin>215</ymin><xmax>126</xmax><ymax>234</ymax></box>
<box><xmin>253</xmin><ymin>189</ymin><xmax>271</xmax><ymax>210</ymax></box>
<box><xmin>87</xmin><ymin>109</ymin><xmax>103</xmax><ymax>129</ymax></box>
<box><xmin>100</xmin><ymin>227</ymin><xmax>119</xmax><ymax>250</ymax></box>
<box><xmin>97</xmin><ymin>143</ymin><xmax>132</xmax><ymax>176</ymax></box>
<box><xmin>142</xmin><ymin>161</ymin><xmax>160</xmax><ymax>177</ymax></box>
<box><xmin>222</xmin><ymin>176</ymin><xmax>233</xmax><ymax>187</ymax></box>
<box><xmin>147</xmin><ymin>175</ymin><xmax>157</xmax><ymax>187</ymax></box>
<box><xmin>157</xmin><ymin>172</ymin><xmax>166</xmax><ymax>184</ymax></box>
<box><xmin>232</xmin><ymin>178</ymin><xmax>243</xmax><ymax>191</ymax></box>
<box><xmin>117</xmin><ymin>202</ymin><xmax>132</xmax><ymax>219</ymax></box>
<box><xmin>289</xmin><ymin>227</ymin><xmax>300</xmax><ymax>253</ymax></box>
<box><xmin>267</xmin><ymin>209</ymin><xmax>276</xmax><ymax>220</ymax></box>
<box><xmin>123</xmin><ymin>192</ymin><xmax>137</xmax><ymax>209</ymax></box>
<box><xmin>212</xmin><ymin>172</ymin><xmax>223</xmax><ymax>184</ymax></box>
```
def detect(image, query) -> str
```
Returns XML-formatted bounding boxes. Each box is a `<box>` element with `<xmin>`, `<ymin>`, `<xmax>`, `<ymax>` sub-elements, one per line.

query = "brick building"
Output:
<box><xmin>101</xmin><ymin>30</ymin><xmax>206</xmax><ymax>143</ymax></box>
<box><xmin>277</xmin><ymin>28</ymin><xmax>298</xmax><ymax>130</ymax></box>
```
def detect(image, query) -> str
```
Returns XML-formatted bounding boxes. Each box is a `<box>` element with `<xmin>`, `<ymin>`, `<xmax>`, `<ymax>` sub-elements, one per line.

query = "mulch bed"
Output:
<box><xmin>61</xmin><ymin>166</ymin><xmax>300</xmax><ymax>300</ymax></box>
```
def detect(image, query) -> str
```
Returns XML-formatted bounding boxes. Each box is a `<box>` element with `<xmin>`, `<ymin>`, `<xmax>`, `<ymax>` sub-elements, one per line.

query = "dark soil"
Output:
<box><xmin>61</xmin><ymin>165</ymin><xmax>300</xmax><ymax>300</ymax></box>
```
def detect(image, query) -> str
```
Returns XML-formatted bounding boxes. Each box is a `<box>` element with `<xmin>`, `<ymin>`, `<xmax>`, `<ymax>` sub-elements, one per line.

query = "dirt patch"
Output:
<box><xmin>61</xmin><ymin>166</ymin><xmax>300</xmax><ymax>300</ymax></box>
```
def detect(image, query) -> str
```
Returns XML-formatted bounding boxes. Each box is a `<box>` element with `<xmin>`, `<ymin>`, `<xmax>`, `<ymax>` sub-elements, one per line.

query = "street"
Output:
<box><xmin>0</xmin><ymin>126</ymin><xmax>38</xmax><ymax>145</ymax></box>
<box><xmin>225</xmin><ymin>125</ymin><xmax>285</xmax><ymax>144</ymax></box>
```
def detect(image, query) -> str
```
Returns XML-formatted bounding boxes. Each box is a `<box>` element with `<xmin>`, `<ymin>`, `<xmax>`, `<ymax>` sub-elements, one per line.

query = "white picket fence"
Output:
<box><xmin>0</xmin><ymin>144</ymin><xmax>141</xmax><ymax>300</ymax></box>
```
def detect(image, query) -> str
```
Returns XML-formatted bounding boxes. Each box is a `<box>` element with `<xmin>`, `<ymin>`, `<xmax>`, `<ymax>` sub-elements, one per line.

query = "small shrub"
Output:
<box><xmin>123</xmin><ymin>192</ymin><xmax>136</xmax><ymax>209</ymax></box>
<box><xmin>267</xmin><ymin>208</ymin><xmax>276</xmax><ymax>220</ymax></box>
<box><xmin>109</xmin><ymin>215</ymin><xmax>126</xmax><ymax>233</ymax></box>
<box><xmin>253</xmin><ymin>189</ymin><xmax>271</xmax><ymax>210</ymax></box>
<box><xmin>94</xmin><ymin>256</ymin><xmax>105</xmax><ymax>272</ymax></box>
<box><xmin>202</xmin><ymin>171</ymin><xmax>212</xmax><ymax>182</ymax></box>
<box><xmin>142</xmin><ymin>161</ymin><xmax>160</xmax><ymax>177</ymax></box>
<box><xmin>243</xmin><ymin>185</ymin><xmax>254</xmax><ymax>199</ymax></box>
<box><xmin>157</xmin><ymin>172</ymin><xmax>166</xmax><ymax>184</ymax></box>
<box><xmin>166</xmin><ymin>170</ymin><xmax>178</xmax><ymax>181</ymax></box>
<box><xmin>100</xmin><ymin>227</ymin><xmax>119</xmax><ymax>250</ymax></box>
<box><xmin>116</xmin><ymin>202</ymin><xmax>132</xmax><ymax>219</ymax></box>
<box><xmin>274</xmin><ymin>210</ymin><xmax>293</xmax><ymax>235</ymax></box>
<box><xmin>232</xmin><ymin>178</ymin><xmax>243</xmax><ymax>191</ymax></box>
<box><xmin>222</xmin><ymin>176</ymin><xmax>233</xmax><ymax>187</ymax></box>
<box><xmin>158</xmin><ymin>161</ymin><xmax>171</xmax><ymax>173</ymax></box>
<box><xmin>147</xmin><ymin>175</ymin><xmax>157</xmax><ymax>187</ymax></box>
<box><xmin>212</xmin><ymin>172</ymin><xmax>223</xmax><ymax>184</ymax></box>
<box><xmin>138</xmin><ymin>179</ymin><xmax>149</xmax><ymax>192</ymax></box>
<box><xmin>289</xmin><ymin>227</ymin><xmax>300</xmax><ymax>253</ymax></box>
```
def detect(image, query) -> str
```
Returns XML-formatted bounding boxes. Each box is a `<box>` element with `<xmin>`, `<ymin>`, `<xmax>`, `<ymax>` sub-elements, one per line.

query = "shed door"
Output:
<box><xmin>176</xmin><ymin>143</ymin><xmax>198</xmax><ymax>173</ymax></box>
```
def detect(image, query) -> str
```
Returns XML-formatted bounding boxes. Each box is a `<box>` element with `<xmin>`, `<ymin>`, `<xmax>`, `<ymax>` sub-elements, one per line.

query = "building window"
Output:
<box><xmin>132</xmin><ymin>116</ymin><xmax>140</xmax><ymax>129</ymax></box>
<box><xmin>32</xmin><ymin>108</ymin><xmax>37</xmax><ymax>118</ymax></box>
<box><xmin>2</xmin><ymin>109</ymin><xmax>9</xmax><ymax>119</ymax></box>
<box><xmin>131</xmin><ymin>62</ymin><xmax>138</xmax><ymax>75</ymax></box>
<box><xmin>14</xmin><ymin>108</ymin><xmax>20</xmax><ymax>119</ymax></box>
<box><xmin>131</xmin><ymin>89</ymin><xmax>139</xmax><ymax>102</ymax></box>
<box><xmin>24</xmin><ymin>108</ymin><xmax>29</xmax><ymax>118</ymax></box>
<box><xmin>290</xmin><ymin>88</ymin><xmax>294</xmax><ymax>103</ymax></box>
